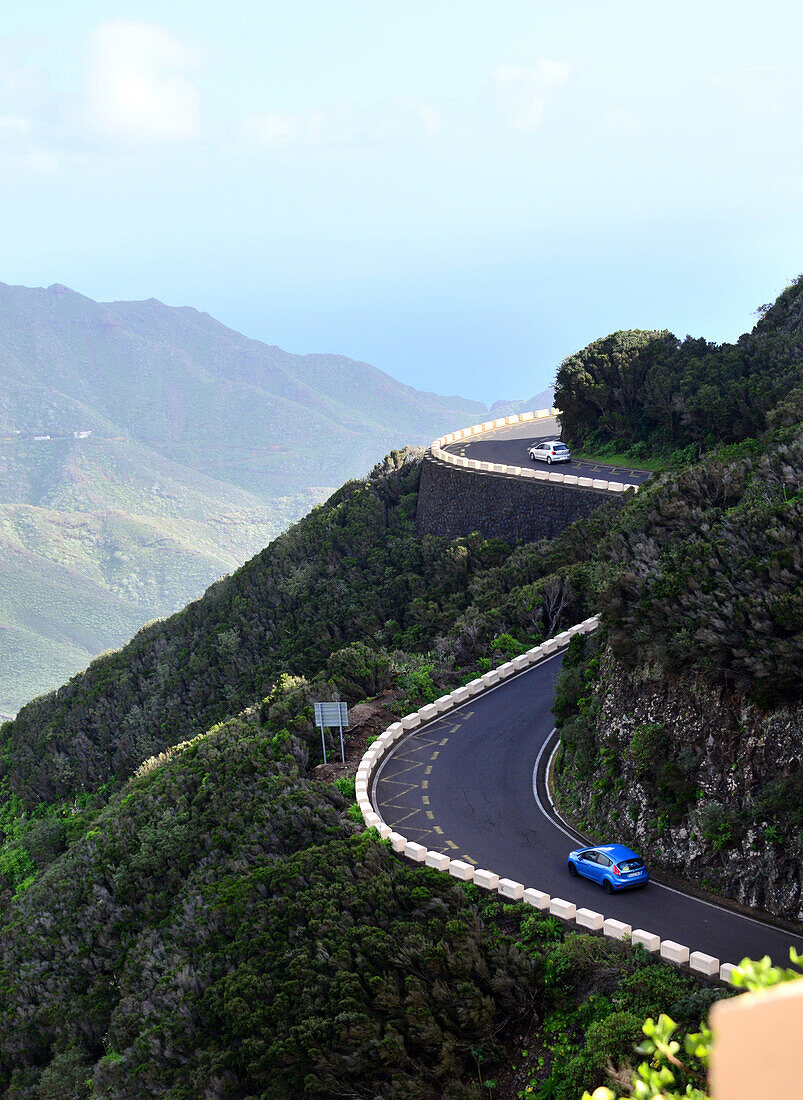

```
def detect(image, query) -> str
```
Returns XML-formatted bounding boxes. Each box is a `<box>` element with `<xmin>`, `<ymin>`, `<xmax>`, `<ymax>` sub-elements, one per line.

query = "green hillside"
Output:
<box><xmin>0</xmin><ymin>435</ymin><xmax>326</xmax><ymax>714</ymax></box>
<box><xmin>0</xmin><ymin>541</ymin><xmax>147</xmax><ymax>718</ymax></box>
<box><xmin>0</xmin><ymin>278</ymin><xmax>800</xmax><ymax>1096</ymax></box>
<box><xmin>0</xmin><ymin>281</ymin><xmax>487</xmax><ymax>713</ymax></box>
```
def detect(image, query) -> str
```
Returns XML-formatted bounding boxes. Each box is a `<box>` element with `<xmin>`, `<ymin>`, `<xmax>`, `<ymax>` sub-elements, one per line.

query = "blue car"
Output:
<box><xmin>567</xmin><ymin>843</ymin><xmax>649</xmax><ymax>893</ymax></box>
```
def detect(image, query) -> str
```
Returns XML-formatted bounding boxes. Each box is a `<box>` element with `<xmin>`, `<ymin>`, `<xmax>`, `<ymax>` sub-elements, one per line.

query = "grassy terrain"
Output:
<box><xmin>0</xmin><ymin>543</ymin><xmax>147</xmax><ymax>715</ymax></box>
<box><xmin>0</xmin><ymin>453</ymin><xmax>330</xmax><ymax>714</ymax></box>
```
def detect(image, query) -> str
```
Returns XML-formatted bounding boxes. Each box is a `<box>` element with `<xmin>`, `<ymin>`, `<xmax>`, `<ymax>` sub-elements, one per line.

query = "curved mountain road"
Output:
<box><xmin>443</xmin><ymin>419</ymin><xmax>651</xmax><ymax>487</ymax></box>
<box><xmin>372</xmin><ymin>651</ymin><xmax>803</xmax><ymax>968</ymax></box>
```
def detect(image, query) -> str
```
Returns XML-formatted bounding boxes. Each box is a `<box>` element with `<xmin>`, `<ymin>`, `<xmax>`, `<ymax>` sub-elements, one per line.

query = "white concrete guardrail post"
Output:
<box><xmin>354</xmin><ymin>419</ymin><xmax>740</xmax><ymax>985</ymax></box>
<box><xmin>428</xmin><ymin>407</ymin><xmax>640</xmax><ymax>495</ymax></box>
<box><xmin>355</xmin><ymin>615</ymin><xmax>736</xmax><ymax>985</ymax></box>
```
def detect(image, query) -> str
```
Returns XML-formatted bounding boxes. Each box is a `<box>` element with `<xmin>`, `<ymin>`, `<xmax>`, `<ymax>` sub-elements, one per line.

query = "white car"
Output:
<box><xmin>528</xmin><ymin>440</ymin><xmax>572</xmax><ymax>465</ymax></box>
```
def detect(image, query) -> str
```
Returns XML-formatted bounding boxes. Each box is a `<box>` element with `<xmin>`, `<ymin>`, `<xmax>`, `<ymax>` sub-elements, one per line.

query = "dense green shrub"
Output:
<box><xmin>0</xmin><ymin>712</ymin><xmax>538</xmax><ymax>1098</ymax></box>
<box><xmin>326</xmin><ymin>640</ymin><xmax>393</xmax><ymax>701</ymax></box>
<box><xmin>555</xmin><ymin>275</ymin><xmax>803</xmax><ymax>455</ymax></box>
<box><xmin>629</xmin><ymin>722</ymin><xmax>665</xmax><ymax>774</ymax></box>
<box><xmin>601</xmin><ymin>426</ymin><xmax>803</xmax><ymax>703</ymax></box>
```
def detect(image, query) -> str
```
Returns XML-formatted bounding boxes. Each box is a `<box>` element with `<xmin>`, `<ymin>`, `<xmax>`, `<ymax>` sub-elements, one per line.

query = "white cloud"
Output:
<box><xmin>382</xmin><ymin>99</ymin><xmax>442</xmax><ymax>139</ymax></box>
<box><xmin>239</xmin><ymin>110</ymin><xmax>324</xmax><ymax>148</ymax></box>
<box><xmin>490</xmin><ymin>59</ymin><xmax>572</xmax><ymax>130</ymax></box>
<box><xmin>86</xmin><ymin>20</ymin><xmax>200</xmax><ymax>142</ymax></box>
<box><xmin>238</xmin><ymin>96</ymin><xmax>441</xmax><ymax>150</ymax></box>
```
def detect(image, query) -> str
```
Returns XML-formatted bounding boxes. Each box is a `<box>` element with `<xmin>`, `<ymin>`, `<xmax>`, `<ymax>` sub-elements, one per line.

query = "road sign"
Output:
<box><xmin>314</xmin><ymin>701</ymin><xmax>349</xmax><ymax>764</ymax></box>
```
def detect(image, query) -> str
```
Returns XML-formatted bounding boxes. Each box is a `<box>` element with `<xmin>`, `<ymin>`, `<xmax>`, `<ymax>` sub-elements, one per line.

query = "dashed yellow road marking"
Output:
<box><xmin>426</xmin><ymin>811</ymin><xmax>434</xmax><ymax>820</ymax></box>
<box><xmin>439</xmin><ymin>737</ymin><xmax>449</xmax><ymax>746</ymax></box>
<box><xmin>421</xmin><ymin>780</ymin><xmax>428</xmax><ymax>789</ymax></box>
<box><xmin>422</xmin><ymin>795</ymin><xmax>430</xmax><ymax>805</ymax></box>
<box><xmin>430</xmin><ymin>750</ymin><xmax>439</xmax><ymax>760</ymax></box>
<box><xmin>463</xmin><ymin>855</ymin><xmax>477</xmax><ymax>865</ymax></box>
<box><xmin>446</xmin><ymin>840</ymin><xmax>458</xmax><ymax>850</ymax></box>
<box><xmin>434</xmin><ymin>826</ymin><xmax>444</xmax><ymax>835</ymax></box>
<box><xmin>425</xmin><ymin>765</ymin><xmax>432</xmax><ymax>775</ymax></box>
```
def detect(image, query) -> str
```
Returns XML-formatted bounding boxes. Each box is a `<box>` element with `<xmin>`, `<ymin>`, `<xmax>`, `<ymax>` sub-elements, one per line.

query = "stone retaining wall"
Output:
<box><xmin>416</xmin><ymin>409</ymin><xmax>637</xmax><ymax>544</ymax></box>
<box><xmin>416</xmin><ymin>454</ymin><xmax>621</xmax><ymax>543</ymax></box>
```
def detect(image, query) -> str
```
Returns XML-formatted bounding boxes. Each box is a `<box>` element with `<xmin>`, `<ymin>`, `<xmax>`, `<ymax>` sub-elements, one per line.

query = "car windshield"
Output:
<box><xmin>618</xmin><ymin>858</ymin><xmax>644</xmax><ymax>871</ymax></box>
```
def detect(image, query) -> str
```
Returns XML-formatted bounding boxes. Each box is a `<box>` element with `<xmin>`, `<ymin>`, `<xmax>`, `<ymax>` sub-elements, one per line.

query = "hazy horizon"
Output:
<box><xmin>2</xmin><ymin>2</ymin><xmax>801</xmax><ymax>403</ymax></box>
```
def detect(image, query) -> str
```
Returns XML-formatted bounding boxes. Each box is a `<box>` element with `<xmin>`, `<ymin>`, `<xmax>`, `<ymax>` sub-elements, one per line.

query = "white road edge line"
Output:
<box><xmin>537</xmin><ymin>735</ymin><xmax>800</xmax><ymax>939</ymax></box>
<box><xmin>532</xmin><ymin>736</ymin><xmax>580</xmax><ymax>845</ymax></box>
<box><xmin>370</xmin><ymin>627</ymin><xmax>800</xmax><ymax>957</ymax></box>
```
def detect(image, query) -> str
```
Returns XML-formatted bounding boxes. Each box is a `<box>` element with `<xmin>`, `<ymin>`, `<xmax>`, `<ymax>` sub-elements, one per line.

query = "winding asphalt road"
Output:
<box><xmin>443</xmin><ymin>418</ymin><xmax>651</xmax><ymax>488</ymax></box>
<box><xmin>372</xmin><ymin>651</ymin><xmax>803</xmax><ymax>968</ymax></box>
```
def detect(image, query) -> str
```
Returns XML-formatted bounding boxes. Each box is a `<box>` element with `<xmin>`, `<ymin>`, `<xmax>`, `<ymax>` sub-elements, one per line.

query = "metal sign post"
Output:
<box><xmin>313</xmin><ymin>701</ymin><xmax>349</xmax><ymax>764</ymax></box>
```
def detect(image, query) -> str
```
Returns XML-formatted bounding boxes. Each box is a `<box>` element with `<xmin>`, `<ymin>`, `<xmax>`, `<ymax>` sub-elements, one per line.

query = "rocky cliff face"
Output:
<box><xmin>554</xmin><ymin>648</ymin><xmax>803</xmax><ymax>923</ymax></box>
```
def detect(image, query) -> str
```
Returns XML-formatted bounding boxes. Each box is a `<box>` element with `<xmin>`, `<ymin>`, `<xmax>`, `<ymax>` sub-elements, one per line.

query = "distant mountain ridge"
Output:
<box><xmin>0</xmin><ymin>282</ymin><xmax>485</xmax><ymax>497</ymax></box>
<box><xmin>0</xmin><ymin>281</ymin><xmax>489</xmax><ymax>713</ymax></box>
<box><xmin>489</xmin><ymin>387</ymin><xmax>555</xmax><ymax>418</ymax></box>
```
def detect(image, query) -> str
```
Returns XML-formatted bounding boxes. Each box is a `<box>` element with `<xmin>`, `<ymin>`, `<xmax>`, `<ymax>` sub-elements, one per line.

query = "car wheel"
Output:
<box><xmin>568</xmin><ymin>863</ymin><xmax>578</xmax><ymax>877</ymax></box>
<box><xmin>547</xmin><ymin>456</ymin><xmax>552</xmax><ymax>465</ymax></box>
<box><xmin>602</xmin><ymin>879</ymin><xmax>614</xmax><ymax>894</ymax></box>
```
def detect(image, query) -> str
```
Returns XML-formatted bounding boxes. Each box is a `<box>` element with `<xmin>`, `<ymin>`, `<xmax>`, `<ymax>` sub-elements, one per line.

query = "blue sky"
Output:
<box><xmin>1</xmin><ymin>1</ymin><xmax>801</xmax><ymax>403</ymax></box>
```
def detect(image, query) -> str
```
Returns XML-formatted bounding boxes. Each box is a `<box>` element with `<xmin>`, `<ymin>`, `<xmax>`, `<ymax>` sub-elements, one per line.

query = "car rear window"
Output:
<box><xmin>553</xmin><ymin>444</ymin><xmax>568</xmax><ymax>451</ymax></box>
<box><xmin>618</xmin><ymin>858</ymin><xmax>644</xmax><ymax>871</ymax></box>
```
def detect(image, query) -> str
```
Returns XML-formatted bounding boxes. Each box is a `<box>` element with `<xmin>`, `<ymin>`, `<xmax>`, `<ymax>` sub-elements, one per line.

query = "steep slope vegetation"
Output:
<box><xmin>0</xmin><ymin>710</ymin><xmax>539</xmax><ymax>1098</ymax></box>
<box><xmin>1</xmin><ymin>448</ymin><xmax>607</xmax><ymax>809</ymax></box>
<box><xmin>0</xmin><ymin>441</ymin><xmax>751</xmax><ymax>1098</ymax></box>
<box><xmin>552</xmin><ymin>426</ymin><xmax>803</xmax><ymax>921</ymax></box>
<box><xmin>0</xmin><ymin>704</ymin><xmax>722</xmax><ymax>1100</ymax></box>
<box><xmin>549</xmin><ymin>277</ymin><xmax>803</xmax><ymax>922</ymax></box>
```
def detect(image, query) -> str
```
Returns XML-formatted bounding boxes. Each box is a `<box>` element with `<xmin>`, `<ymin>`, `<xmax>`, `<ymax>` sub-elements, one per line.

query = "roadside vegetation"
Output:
<box><xmin>0</xmin><ymin>702</ymin><xmax>739</xmax><ymax>1099</ymax></box>
<box><xmin>0</xmin><ymin>277</ymin><xmax>800</xmax><ymax>1095</ymax></box>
